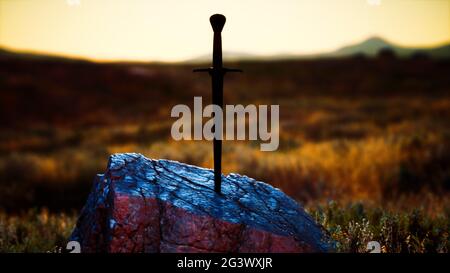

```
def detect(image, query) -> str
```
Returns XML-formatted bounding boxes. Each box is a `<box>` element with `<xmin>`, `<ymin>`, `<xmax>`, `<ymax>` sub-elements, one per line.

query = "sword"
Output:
<box><xmin>194</xmin><ymin>14</ymin><xmax>242</xmax><ymax>194</ymax></box>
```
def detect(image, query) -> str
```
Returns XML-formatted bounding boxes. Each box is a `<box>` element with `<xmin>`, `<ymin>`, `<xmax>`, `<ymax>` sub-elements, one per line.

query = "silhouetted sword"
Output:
<box><xmin>194</xmin><ymin>14</ymin><xmax>242</xmax><ymax>194</ymax></box>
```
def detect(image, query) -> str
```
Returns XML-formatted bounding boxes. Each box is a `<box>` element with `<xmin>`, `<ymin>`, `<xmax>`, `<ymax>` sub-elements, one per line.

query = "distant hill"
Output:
<box><xmin>332</xmin><ymin>37</ymin><xmax>393</xmax><ymax>57</ymax></box>
<box><xmin>187</xmin><ymin>37</ymin><xmax>450</xmax><ymax>63</ymax></box>
<box><xmin>0</xmin><ymin>47</ymin><xmax>85</xmax><ymax>62</ymax></box>
<box><xmin>330</xmin><ymin>37</ymin><xmax>450</xmax><ymax>58</ymax></box>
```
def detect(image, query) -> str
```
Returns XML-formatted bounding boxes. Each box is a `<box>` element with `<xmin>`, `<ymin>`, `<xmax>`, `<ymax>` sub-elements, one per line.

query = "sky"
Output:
<box><xmin>0</xmin><ymin>0</ymin><xmax>449</xmax><ymax>62</ymax></box>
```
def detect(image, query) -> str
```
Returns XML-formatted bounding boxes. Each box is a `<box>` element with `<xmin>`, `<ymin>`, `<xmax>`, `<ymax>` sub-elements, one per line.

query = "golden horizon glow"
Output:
<box><xmin>0</xmin><ymin>0</ymin><xmax>449</xmax><ymax>62</ymax></box>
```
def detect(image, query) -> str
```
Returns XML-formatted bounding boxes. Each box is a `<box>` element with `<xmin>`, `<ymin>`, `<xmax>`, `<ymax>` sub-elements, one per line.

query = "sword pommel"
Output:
<box><xmin>210</xmin><ymin>14</ymin><xmax>226</xmax><ymax>33</ymax></box>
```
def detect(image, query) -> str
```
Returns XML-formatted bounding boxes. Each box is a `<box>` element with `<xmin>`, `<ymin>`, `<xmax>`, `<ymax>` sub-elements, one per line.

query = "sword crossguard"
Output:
<box><xmin>193</xmin><ymin>67</ymin><xmax>243</xmax><ymax>74</ymax></box>
<box><xmin>193</xmin><ymin>68</ymin><xmax>212</xmax><ymax>73</ymax></box>
<box><xmin>223</xmin><ymin>68</ymin><xmax>243</xmax><ymax>73</ymax></box>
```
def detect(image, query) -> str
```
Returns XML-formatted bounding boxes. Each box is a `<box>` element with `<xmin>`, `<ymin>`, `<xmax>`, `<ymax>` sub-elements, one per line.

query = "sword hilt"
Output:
<box><xmin>194</xmin><ymin>14</ymin><xmax>243</xmax><ymax>75</ymax></box>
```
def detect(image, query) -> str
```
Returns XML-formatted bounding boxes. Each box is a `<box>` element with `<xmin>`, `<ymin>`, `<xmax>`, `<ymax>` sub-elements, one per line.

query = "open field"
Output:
<box><xmin>0</xmin><ymin>52</ymin><xmax>449</xmax><ymax>252</ymax></box>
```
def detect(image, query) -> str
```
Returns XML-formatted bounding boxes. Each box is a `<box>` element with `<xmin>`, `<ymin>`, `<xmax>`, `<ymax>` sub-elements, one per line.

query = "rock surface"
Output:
<box><xmin>70</xmin><ymin>153</ymin><xmax>333</xmax><ymax>252</ymax></box>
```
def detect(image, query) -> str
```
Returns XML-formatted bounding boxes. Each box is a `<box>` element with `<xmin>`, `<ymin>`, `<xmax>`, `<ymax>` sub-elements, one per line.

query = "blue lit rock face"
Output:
<box><xmin>70</xmin><ymin>153</ymin><xmax>333</xmax><ymax>252</ymax></box>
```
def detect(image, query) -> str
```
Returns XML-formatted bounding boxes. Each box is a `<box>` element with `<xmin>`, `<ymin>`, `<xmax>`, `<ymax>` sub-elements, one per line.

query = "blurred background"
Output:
<box><xmin>0</xmin><ymin>0</ymin><xmax>449</xmax><ymax>252</ymax></box>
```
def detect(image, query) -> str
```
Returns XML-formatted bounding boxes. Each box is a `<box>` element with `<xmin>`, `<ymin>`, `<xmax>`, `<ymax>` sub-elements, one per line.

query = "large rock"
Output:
<box><xmin>70</xmin><ymin>153</ymin><xmax>333</xmax><ymax>252</ymax></box>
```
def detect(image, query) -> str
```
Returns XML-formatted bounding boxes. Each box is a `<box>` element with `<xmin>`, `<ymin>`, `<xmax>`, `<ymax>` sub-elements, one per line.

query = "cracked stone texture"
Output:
<box><xmin>69</xmin><ymin>153</ymin><xmax>333</xmax><ymax>253</ymax></box>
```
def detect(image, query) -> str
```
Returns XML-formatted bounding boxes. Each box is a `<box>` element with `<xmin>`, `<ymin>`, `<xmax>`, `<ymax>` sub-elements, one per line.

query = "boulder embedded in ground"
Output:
<box><xmin>69</xmin><ymin>153</ymin><xmax>333</xmax><ymax>252</ymax></box>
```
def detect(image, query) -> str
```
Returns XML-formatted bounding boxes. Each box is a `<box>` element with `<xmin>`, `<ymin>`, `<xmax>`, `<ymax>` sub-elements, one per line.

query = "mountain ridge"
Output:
<box><xmin>1</xmin><ymin>36</ymin><xmax>449</xmax><ymax>63</ymax></box>
<box><xmin>187</xmin><ymin>36</ymin><xmax>450</xmax><ymax>62</ymax></box>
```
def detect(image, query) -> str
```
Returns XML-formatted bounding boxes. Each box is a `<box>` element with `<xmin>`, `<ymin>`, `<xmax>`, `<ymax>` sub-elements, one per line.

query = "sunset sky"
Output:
<box><xmin>0</xmin><ymin>0</ymin><xmax>449</xmax><ymax>62</ymax></box>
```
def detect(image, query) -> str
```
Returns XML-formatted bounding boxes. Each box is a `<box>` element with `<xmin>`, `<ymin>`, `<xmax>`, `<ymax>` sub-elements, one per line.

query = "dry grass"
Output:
<box><xmin>0</xmin><ymin>57</ymin><xmax>449</xmax><ymax>252</ymax></box>
<box><xmin>1</xmin><ymin>97</ymin><xmax>449</xmax><ymax>211</ymax></box>
<box><xmin>0</xmin><ymin>209</ymin><xmax>76</xmax><ymax>252</ymax></box>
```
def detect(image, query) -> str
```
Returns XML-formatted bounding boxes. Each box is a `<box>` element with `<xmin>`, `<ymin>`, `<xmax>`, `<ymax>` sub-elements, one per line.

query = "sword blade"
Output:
<box><xmin>211</xmin><ymin>73</ymin><xmax>223</xmax><ymax>194</ymax></box>
<box><xmin>211</xmin><ymin>16</ymin><xmax>225</xmax><ymax>194</ymax></box>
